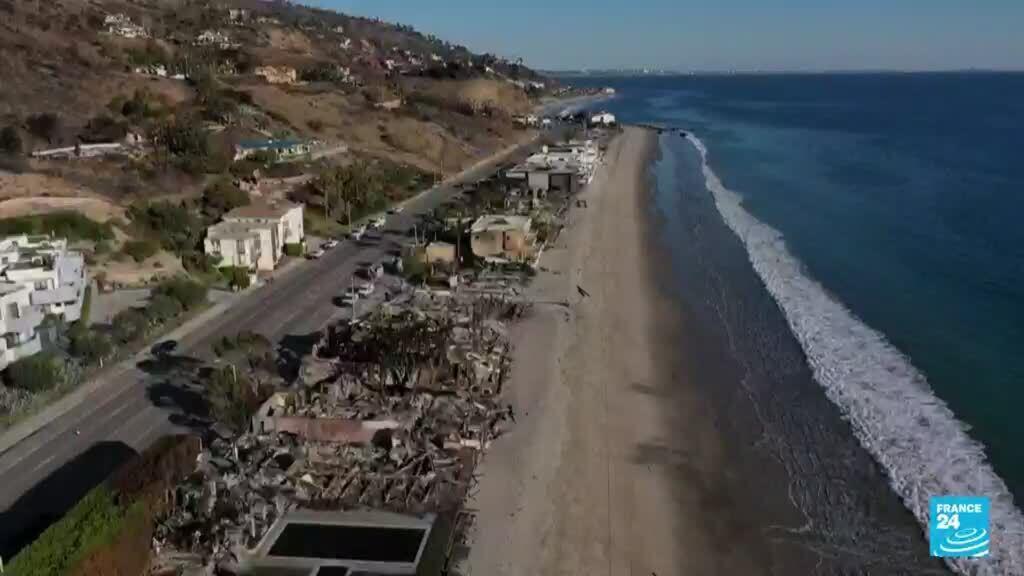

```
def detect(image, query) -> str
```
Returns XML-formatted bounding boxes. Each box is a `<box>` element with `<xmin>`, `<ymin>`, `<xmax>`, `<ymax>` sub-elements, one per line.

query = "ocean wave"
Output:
<box><xmin>685</xmin><ymin>133</ymin><xmax>1024</xmax><ymax>575</ymax></box>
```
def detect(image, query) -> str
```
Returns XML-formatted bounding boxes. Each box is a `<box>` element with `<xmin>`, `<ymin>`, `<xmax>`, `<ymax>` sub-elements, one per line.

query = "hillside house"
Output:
<box><xmin>205</xmin><ymin>200</ymin><xmax>304</xmax><ymax>272</ymax></box>
<box><xmin>195</xmin><ymin>29</ymin><xmax>234</xmax><ymax>49</ymax></box>
<box><xmin>104</xmin><ymin>13</ymin><xmax>148</xmax><ymax>38</ymax></box>
<box><xmin>234</xmin><ymin>139</ymin><xmax>311</xmax><ymax>161</ymax></box>
<box><xmin>255</xmin><ymin>65</ymin><xmax>298</xmax><ymax>85</ymax></box>
<box><xmin>470</xmin><ymin>215</ymin><xmax>536</xmax><ymax>264</ymax></box>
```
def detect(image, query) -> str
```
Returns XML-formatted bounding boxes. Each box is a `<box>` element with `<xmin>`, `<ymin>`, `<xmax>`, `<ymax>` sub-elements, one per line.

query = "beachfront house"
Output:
<box><xmin>469</xmin><ymin>215</ymin><xmax>537</xmax><ymax>264</ymax></box>
<box><xmin>233</xmin><ymin>139</ymin><xmax>311</xmax><ymax>162</ymax></box>
<box><xmin>205</xmin><ymin>200</ymin><xmax>304</xmax><ymax>272</ymax></box>
<box><xmin>590</xmin><ymin>112</ymin><xmax>617</xmax><ymax>127</ymax></box>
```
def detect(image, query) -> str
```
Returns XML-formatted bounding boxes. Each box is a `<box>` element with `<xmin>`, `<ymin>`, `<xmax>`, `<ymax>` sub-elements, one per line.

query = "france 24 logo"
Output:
<box><xmin>929</xmin><ymin>496</ymin><xmax>990</xmax><ymax>558</ymax></box>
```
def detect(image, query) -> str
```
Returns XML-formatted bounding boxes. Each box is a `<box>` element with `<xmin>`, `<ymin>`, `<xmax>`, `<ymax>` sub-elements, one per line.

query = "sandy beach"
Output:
<box><xmin>460</xmin><ymin>126</ymin><xmax>775</xmax><ymax>575</ymax></box>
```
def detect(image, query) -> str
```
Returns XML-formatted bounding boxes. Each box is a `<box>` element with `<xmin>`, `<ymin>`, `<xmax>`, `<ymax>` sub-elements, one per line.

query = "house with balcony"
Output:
<box><xmin>0</xmin><ymin>283</ymin><xmax>43</xmax><ymax>370</ymax></box>
<box><xmin>0</xmin><ymin>235</ymin><xmax>88</xmax><ymax>323</ymax></box>
<box><xmin>204</xmin><ymin>200</ymin><xmax>304</xmax><ymax>272</ymax></box>
<box><xmin>204</xmin><ymin>223</ymin><xmax>263</xmax><ymax>275</ymax></box>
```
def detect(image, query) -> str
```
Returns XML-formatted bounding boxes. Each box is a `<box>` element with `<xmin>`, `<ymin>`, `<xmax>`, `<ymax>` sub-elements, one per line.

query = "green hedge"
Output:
<box><xmin>0</xmin><ymin>212</ymin><xmax>113</xmax><ymax>242</ymax></box>
<box><xmin>6</xmin><ymin>436</ymin><xmax>200</xmax><ymax>576</ymax></box>
<box><xmin>283</xmin><ymin>242</ymin><xmax>304</xmax><ymax>257</ymax></box>
<box><xmin>5</xmin><ymin>487</ymin><xmax>127</xmax><ymax>576</ymax></box>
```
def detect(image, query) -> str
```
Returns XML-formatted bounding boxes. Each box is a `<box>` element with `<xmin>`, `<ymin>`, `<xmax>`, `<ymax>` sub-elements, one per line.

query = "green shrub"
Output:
<box><xmin>127</xmin><ymin>202</ymin><xmax>203</xmax><ymax>254</ymax></box>
<box><xmin>202</xmin><ymin>177</ymin><xmax>250</xmax><ymax>219</ymax></box>
<box><xmin>0</xmin><ymin>212</ymin><xmax>113</xmax><ymax>242</ymax></box>
<box><xmin>5</xmin><ymin>487</ymin><xmax>126</xmax><ymax>576</ymax></box>
<box><xmin>111</xmin><ymin>308</ymin><xmax>148</xmax><ymax>343</ymax></box>
<box><xmin>153</xmin><ymin>277</ymin><xmax>207</xmax><ymax>310</ymax></box>
<box><xmin>121</xmin><ymin>239</ymin><xmax>159</xmax><ymax>263</ymax></box>
<box><xmin>220</xmin><ymin>266</ymin><xmax>251</xmax><ymax>291</ymax></box>
<box><xmin>146</xmin><ymin>293</ymin><xmax>183</xmax><ymax>324</ymax></box>
<box><xmin>1</xmin><ymin>124</ymin><xmax>22</xmax><ymax>154</ymax></box>
<box><xmin>283</xmin><ymin>242</ymin><xmax>303</xmax><ymax>257</ymax></box>
<box><xmin>6</xmin><ymin>352</ymin><xmax>65</xmax><ymax>392</ymax></box>
<box><xmin>69</xmin><ymin>330</ymin><xmax>113</xmax><ymax>365</ymax></box>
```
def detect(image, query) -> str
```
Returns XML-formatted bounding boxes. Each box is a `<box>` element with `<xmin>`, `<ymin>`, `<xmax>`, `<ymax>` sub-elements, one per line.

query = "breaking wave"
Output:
<box><xmin>686</xmin><ymin>133</ymin><xmax>1024</xmax><ymax>575</ymax></box>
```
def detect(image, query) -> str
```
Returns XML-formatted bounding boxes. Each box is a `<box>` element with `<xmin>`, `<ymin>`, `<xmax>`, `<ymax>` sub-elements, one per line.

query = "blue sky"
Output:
<box><xmin>303</xmin><ymin>1</ymin><xmax>1023</xmax><ymax>72</ymax></box>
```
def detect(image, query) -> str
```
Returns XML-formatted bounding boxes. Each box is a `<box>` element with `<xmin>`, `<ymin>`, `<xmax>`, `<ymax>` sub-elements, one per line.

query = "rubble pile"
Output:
<box><xmin>153</xmin><ymin>296</ymin><xmax>527</xmax><ymax>568</ymax></box>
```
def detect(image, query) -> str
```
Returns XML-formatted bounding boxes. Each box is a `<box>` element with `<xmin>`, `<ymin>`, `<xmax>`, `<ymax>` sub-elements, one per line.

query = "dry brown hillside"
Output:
<box><xmin>0</xmin><ymin>0</ymin><xmax>551</xmax><ymax>200</ymax></box>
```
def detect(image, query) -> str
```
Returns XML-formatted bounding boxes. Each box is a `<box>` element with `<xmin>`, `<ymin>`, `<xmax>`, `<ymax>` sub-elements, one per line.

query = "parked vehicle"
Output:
<box><xmin>308</xmin><ymin>248</ymin><xmax>325</xmax><ymax>259</ymax></box>
<box><xmin>351</xmin><ymin>225</ymin><xmax>367</xmax><ymax>241</ymax></box>
<box><xmin>388</xmin><ymin>205</ymin><xmax>405</xmax><ymax>214</ymax></box>
<box><xmin>357</xmin><ymin>282</ymin><xmax>375</xmax><ymax>296</ymax></box>
<box><xmin>322</xmin><ymin>239</ymin><xmax>339</xmax><ymax>249</ymax></box>
<box><xmin>371</xmin><ymin>216</ymin><xmax>387</xmax><ymax>229</ymax></box>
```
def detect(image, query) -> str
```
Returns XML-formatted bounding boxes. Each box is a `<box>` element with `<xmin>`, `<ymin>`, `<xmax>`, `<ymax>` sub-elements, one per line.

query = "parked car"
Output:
<box><xmin>370</xmin><ymin>216</ymin><xmax>387</xmax><ymax>229</ymax></box>
<box><xmin>351</xmin><ymin>225</ymin><xmax>367</xmax><ymax>241</ymax></box>
<box><xmin>388</xmin><ymin>205</ymin><xmax>405</xmax><ymax>214</ymax></box>
<box><xmin>322</xmin><ymin>239</ymin><xmax>339</xmax><ymax>249</ymax></box>
<box><xmin>357</xmin><ymin>282</ymin><xmax>375</xmax><ymax>296</ymax></box>
<box><xmin>307</xmin><ymin>248</ymin><xmax>325</xmax><ymax>259</ymax></box>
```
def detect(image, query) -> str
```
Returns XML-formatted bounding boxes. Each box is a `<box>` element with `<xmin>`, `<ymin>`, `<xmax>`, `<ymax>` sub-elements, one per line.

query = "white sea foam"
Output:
<box><xmin>686</xmin><ymin>133</ymin><xmax>1024</xmax><ymax>575</ymax></box>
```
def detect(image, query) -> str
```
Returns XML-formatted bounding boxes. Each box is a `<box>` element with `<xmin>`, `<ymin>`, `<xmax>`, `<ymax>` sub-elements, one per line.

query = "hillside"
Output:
<box><xmin>0</xmin><ymin>0</ymin><xmax>558</xmax><ymax>284</ymax></box>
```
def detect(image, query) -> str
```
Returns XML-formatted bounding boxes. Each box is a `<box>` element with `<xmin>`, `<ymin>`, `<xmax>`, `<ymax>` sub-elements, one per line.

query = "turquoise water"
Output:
<box><xmin>571</xmin><ymin>73</ymin><xmax>1024</xmax><ymax>571</ymax></box>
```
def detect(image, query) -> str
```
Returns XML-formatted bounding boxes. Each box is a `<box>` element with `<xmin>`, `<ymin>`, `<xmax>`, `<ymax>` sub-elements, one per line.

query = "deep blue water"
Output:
<box><xmin>571</xmin><ymin>73</ymin><xmax>1024</xmax><ymax>570</ymax></box>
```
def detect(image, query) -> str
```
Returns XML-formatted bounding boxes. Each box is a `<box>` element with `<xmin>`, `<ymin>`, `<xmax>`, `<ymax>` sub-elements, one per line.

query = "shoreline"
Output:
<box><xmin>460</xmin><ymin>126</ymin><xmax>782</xmax><ymax>574</ymax></box>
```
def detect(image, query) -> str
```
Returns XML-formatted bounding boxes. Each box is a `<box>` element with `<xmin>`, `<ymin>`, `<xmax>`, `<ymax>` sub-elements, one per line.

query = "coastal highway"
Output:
<box><xmin>0</xmin><ymin>138</ymin><xmax>542</xmax><ymax>558</ymax></box>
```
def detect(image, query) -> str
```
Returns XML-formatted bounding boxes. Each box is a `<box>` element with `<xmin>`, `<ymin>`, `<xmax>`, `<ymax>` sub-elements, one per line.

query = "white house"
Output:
<box><xmin>590</xmin><ymin>112</ymin><xmax>617</xmax><ymax>126</ymax></box>
<box><xmin>195</xmin><ymin>29</ymin><xmax>234</xmax><ymax>49</ymax></box>
<box><xmin>0</xmin><ymin>284</ymin><xmax>43</xmax><ymax>370</ymax></box>
<box><xmin>0</xmin><ymin>235</ymin><xmax>89</xmax><ymax>370</ymax></box>
<box><xmin>233</xmin><ymin>139</ymin><xmax>311</xmax><ymax>162</ymax></box>
<box><xmin>104</xmin><ymin>13</ymin><xmax>148</xmax><ymax>39</ymax></box>
<box><xmin>205</xmin><ymin>200</ymin><xmax>304</xmax><ymax>272</ymax></box>
<box><xmin>0</xmin><ymin>235</ymin><xmax>88</xmax><ymax>323</ymax></box>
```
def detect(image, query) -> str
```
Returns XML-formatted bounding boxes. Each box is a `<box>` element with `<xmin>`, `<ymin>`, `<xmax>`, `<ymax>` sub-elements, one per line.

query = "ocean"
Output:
<box><xmin>571</xmin><ymin>73</ymin><xmax>1024</xmax><ymax>574</ymax></box>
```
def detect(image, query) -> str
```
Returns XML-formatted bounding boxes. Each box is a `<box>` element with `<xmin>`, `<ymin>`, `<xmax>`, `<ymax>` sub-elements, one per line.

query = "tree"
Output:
<box><xmin>26</xmin><ymin>113</ymin><xmax>62</xmax><ymax>145</ymax></box>
<box><xmin>0</xmin><ymin>125</ymin><xmax>22</xmax><ymax>155</ymax></box>
<box><xmin>122</xmin><ymin>239</ymin><xmax>160</xmax><ymax>263</ymax></box>
<box><xmin>6</xmin><ymin>353</ymin><xmax>65</xmax><ymax>392</ymax></box>
<box><xmin>202</xmin><ymin>177</ymin><xmax>250</xmax><ymax>219</ymax></box>
<box><xmin>111</xmin><ymin>308</ymin><xmax>149</xmax><ymax>343</ymax></box>
<box><xmin>128</xmin><ymin>201</ymin><xmax>203</xmax><ymax>254</ymax></box>
<box><xmin>70</xmin><ymin>330</ymin><xmax>113</xmax><ymax>365</ymax></box>
<box><xmin>153</xmin><ymin>277</ymin><xmax>207</xmax><ymax>311</ymax></box>
<box><xmin>147</xmin><ymin>293</ymin><xmax>183</xmax><ymax>324</ymax></box>
<box><xmin>205</xmin><ymin>365</ymin><xmax>266</xmax><ymax>433</ymax></box>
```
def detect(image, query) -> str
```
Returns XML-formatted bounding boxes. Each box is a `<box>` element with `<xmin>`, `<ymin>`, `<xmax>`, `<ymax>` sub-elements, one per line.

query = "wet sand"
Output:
<box><xmin>460</xmin><ymin>127</ymin><xmax>787</xmax><ymax>575</ymax></box>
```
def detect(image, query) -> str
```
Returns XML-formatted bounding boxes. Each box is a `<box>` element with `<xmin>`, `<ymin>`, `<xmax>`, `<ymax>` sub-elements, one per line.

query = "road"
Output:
<box><xmin>0</xmin><ymin>138</ymin><xmax>542</xmax><ymax>559</ymax></box>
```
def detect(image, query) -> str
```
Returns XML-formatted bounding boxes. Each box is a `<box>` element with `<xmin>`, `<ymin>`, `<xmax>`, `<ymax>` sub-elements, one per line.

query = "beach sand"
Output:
<box><xmin>461</xmin><ymin>127</ymin><xmax>776</xmax><ymax>575</ymax></box>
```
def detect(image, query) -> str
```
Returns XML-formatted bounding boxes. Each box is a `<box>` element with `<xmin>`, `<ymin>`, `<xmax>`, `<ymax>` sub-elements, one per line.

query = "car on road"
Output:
<box><xmin>322</xmin><ymin>239</ymin><xmax>339</xmax><ymax>249</ymax></box>
<box><xmin>357</xmin><ymin>281</ymin><xmax>375</xmax><ymax>296</ymax></box>
<box><xmin>307</xmin><ymin>247</ymin><xmax>325</xmax><ymax>259</ymax></box>
<box><xmin>151</xmin><ymin>340</ymin><xmax>178</xmax><ymax>357</ymax></box>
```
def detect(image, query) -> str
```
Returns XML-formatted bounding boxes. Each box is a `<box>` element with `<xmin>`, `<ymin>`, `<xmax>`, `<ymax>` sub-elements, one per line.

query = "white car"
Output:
<box><xmin>307</xmin><ymin>248</ymin><xmax>325</xmax><ymax>259</ymax></box>
<box><xmin>322</xmin><ymin>239</ymin><xmax>339</xmax><ymax>249</ymax></box>
<box><xmin>388</xmin><ymin>205</ymin><xmax>405</xmax><ymax>214</ymax></box>
<box><xmin>351</xmin><ymin>225</ymin><xmax>367</xmax><ymax>241</ymax></box>
<box><xmin>357</xmin><ymin>282</ymin><xmax>375</xmax><ymax>296</ymax></box>
<box><xmin>370</xmin><ymin>216</ymin><xmax>387</xmax><ymax>230</ymax></box>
